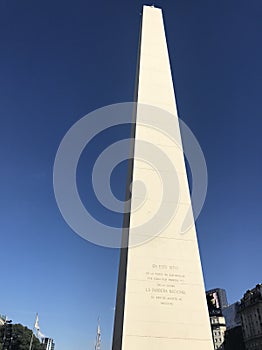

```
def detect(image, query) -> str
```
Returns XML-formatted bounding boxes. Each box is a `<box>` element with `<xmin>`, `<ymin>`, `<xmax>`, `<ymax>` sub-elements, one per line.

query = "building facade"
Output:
<box><xmin>41</xmin><ymin>337</ymin><xmax>55</xmax><ymax>350</ymax></box>
<box><xmin>224</xmin><ymin>325</ymin><xmax>245</xmax><ymax>350</ymax></box>
<box><xmin>239</xmin><ymin>284</ymin><xmax>262</xmax><ymax>350</ymax></box>
<box><xmin>206</xmin><ymin>289</ymin><xmax>228</xmax><ymax>349</ymax></box>
<box><xmin>206</xmin><ymin>288</ymin><xmax>229</xmax><ymax>311</ymax></box>
<box><xmin>210</xmin><ymin>315</ymin><xmax>227</xmax><ymax>350</ymax></box>
<box><xmin>223</xmin><ymin>302</ymin><xmax>245</xmax><ymax>350</ymax></box>
<box><xmin>223</xmin><ymin>302</ymin><xmax>241</xmax><ymax>330</ymax></box>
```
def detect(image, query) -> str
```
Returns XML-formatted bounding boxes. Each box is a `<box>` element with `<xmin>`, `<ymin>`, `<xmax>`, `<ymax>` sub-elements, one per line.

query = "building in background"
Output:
<box><xmin>223</xmin><ymin>302</ymin><xmax>241</xmax><ymax>329</ymax></box>
<box><xmin>206</xmin><ymin>289</ymin><xmax>229</xmax><ymax>311</ymax></box>
<box><xmin>224</xmin><ymin>324</ymin><xmax>245</xmax><ymax>350</ymax></box>
<box><xmin>41</xmin><ymin>337</ymin><xmax>55</xmax><ymax>350</ymax></box>
<box><xmin>209</xmin><ymin>314</ymin><xmax>227</xmax><ymax>350</ymax></box>
<box><xmin>206</xmin><ymin>289</ymin><xmax>228</xmax><ymax>349</ymax></box>
<box><xmin>223</xmin><ymin>302</ymin><xmax>245</xmax><ymax>350</ymax></box>
<box><xmin>239</xmin><ymin>284</ymin><xmax>262</xmax><ymax>350</ymax></box>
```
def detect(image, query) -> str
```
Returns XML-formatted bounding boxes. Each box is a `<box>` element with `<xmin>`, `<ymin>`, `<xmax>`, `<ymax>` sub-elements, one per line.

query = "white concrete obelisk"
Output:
<box><xmin>112</xmin><ymin>6</ymin><xmax>213</xmax><ymax>350</ymax></box>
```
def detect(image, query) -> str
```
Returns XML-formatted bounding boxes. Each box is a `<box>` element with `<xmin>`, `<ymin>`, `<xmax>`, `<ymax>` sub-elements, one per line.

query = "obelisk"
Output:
<box><xmin>112</xmin><ymin>6</ymin><xmax>213</xmax><ymax>350</ymax></box>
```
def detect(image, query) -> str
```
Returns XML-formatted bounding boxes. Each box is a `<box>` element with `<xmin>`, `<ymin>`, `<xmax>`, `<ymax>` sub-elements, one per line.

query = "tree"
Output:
<box><xmin>0</xmin><ymin>323</ymin><xmax>46</xmax><ymax>350</ymax></box>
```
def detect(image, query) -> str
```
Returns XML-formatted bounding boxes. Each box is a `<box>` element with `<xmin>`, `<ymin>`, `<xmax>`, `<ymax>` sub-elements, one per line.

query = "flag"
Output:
<box><xmin>34</xmin><ymin>313</ymin><xmax>40</xmax><ymax>331</ymax></box>
<box><xmin>38</xmin><ymin>330</ymin><xmax>46</xmax><ymax>339</ymax></box>
<box><xmin>95</xmin><ymin>318</ymin><xmax>101</xmax><ymax>350</ymax></box>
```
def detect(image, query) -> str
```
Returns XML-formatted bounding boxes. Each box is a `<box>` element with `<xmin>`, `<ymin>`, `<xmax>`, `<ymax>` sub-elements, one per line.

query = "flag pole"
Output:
<box><xmin>29</xmin><ymin>313</ymin><xmax>39</xmax><ymax>350</ymax></box>
<box><xmin>29</xmin><ymin>331</ymin><xmax>34</xmax><ymax>350</ymax></box>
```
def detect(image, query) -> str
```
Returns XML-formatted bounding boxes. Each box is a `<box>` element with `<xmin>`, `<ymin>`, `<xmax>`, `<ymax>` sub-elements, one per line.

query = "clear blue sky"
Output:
<box><xmin>1</xmin><ymin>0</ymin><xmax>262</xmax><ymax>349</ymax></box>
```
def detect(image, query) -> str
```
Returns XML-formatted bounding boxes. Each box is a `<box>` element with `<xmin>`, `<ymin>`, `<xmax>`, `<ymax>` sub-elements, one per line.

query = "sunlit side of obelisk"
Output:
<box><xmin>112</xmin><ymin>6</ymin><xmax>213</xmax><ymax>350</ymax></box>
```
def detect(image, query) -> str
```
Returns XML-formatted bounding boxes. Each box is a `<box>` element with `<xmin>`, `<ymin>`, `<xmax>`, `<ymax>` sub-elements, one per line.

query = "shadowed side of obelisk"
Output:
<box><xmin>111</xmin><ymin>17</ymin><xmax>142</xmax><ymax>350</ymax></box>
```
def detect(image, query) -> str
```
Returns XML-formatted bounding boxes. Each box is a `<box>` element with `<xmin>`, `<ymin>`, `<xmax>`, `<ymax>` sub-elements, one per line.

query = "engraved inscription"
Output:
<box><xmin>145</xmin><ymin>264</ymin><xmax>186</xmax><ymax>306</ymax></box>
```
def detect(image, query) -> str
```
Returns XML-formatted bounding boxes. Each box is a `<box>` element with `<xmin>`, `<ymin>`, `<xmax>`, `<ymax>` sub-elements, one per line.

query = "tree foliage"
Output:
<box><xmin>0</xmin><ymin>324</ymin><xmax>46</xmax><ymax>350</ymax></box>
